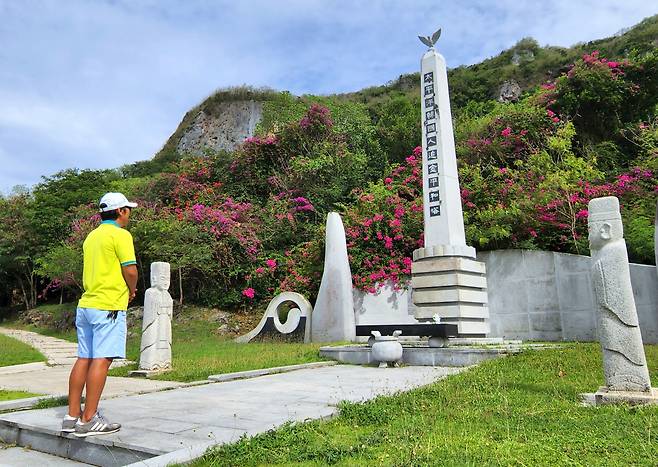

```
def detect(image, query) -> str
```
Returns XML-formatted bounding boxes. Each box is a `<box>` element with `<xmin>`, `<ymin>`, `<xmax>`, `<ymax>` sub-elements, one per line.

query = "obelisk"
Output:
<box><xmin>411</xmin><ymin>29</ymin><xmax>490</xmax><ymax>337</ymax></box>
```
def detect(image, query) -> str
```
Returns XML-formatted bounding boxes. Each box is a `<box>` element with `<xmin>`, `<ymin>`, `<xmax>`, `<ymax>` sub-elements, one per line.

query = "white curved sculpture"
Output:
<box><xmin>235</xmin><ymin>292</ymin><xmax>313</xmax><ymax>343</ymax></box>
<box><xmin>139</xmin><ymin>262</ymin><xmax>173</xmax><ymax>371</ymax></box>
<box><xmin>311</xmin><ymin>212</ymin><xmax>356</xmax><ymax>342</ymax></box>
<box><xmin>589</xmin><ymin>196</ymin><xmax>651</xmax><ymax>392</ymax></box>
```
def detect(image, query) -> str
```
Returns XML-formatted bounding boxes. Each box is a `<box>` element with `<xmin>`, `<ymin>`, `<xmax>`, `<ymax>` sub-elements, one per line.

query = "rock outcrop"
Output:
<box><xmin>498</xmin><ymin>80</ymin><xmax>522</xmax><ymax>103</ymax></box>
<box><xmin>176</xmin><ymin>100</ymin><xmax>263</xmax><ymax>156</ymax></box>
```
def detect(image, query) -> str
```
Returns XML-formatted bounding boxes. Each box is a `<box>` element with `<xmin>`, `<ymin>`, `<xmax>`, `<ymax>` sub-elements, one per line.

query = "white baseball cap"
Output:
<box><xmin>98</xmin><ymin>192</ymin><xmax>138</xmax><ymax>212</ymax></box>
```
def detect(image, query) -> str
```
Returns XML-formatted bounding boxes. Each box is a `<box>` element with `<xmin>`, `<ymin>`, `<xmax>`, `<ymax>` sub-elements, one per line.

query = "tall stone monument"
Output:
<box><xmin>138</xmin><ymin>262</ymin><xmax>173</xmax><ymax>373</ymax></box>
<box><xmin>311</xmin><ymin>212</ymin><xmax>356</xmax><ymax>343</ymax></box>
<box><xmin>412</xmin><ymin>29</ymin><xmax>490</xmax><ymax>336</ymax></box>
<box><xmin>584</xmin><ymin>196</ymin><xmax>657</xmax><ymax>405</ymax></box>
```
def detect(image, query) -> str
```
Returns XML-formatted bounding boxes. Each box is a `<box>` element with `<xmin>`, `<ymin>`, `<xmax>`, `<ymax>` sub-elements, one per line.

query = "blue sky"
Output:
<box><xmin>1</xmin><ymin>0</ymin><xmax>656</xmax><ymax>194</ymax></box>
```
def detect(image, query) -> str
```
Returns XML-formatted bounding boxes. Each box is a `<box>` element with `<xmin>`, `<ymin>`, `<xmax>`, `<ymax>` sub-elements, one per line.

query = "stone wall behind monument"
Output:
<box><xmin>353</xmin><ymin>249</ymin><xmax>658</xmax><ymax>344</ymax></box>
<box><xmin>478</xmin><ymin>250</ymin><xmax>658</xmax><ymax>343</ymax></box>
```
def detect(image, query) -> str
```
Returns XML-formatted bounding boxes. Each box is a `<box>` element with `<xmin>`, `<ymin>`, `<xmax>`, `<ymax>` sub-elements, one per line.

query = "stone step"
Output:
<box><xmin>412</xmin><ymin>272</ymin><xmax>487</xmax><ymax>289</ymax></box>
<box><xmin>0</xmin><ymin>419</ymin><xmax>158</xmax><ymax>466</ymax></box>
<box><xmin>413</xmin><ymin>288</ymin><xmax>488</xmax><ymax>304</ymax></box>
<box><xmin>412</xmin><ymin>304</ymin><xmax>489</xmax><ymax>319</ymax></box>
<box><xmin>411</xmin><ymin>256</ymin><xmax>486</xmax><ymax>274</ymax></box>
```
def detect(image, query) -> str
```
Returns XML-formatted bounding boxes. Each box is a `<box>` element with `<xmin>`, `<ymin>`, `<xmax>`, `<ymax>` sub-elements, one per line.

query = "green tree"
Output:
<box><xmin>0</xmin><ymin>194</ymin><xmax>41</xmax><ymax>309</ymax></box>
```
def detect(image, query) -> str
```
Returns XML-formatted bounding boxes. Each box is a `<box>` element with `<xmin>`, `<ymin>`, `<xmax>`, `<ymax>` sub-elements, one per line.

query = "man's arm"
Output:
<box><xmin>121</xmin><ymin>265</ymin><xmax>138</xmax><ymax>302</ymax></box>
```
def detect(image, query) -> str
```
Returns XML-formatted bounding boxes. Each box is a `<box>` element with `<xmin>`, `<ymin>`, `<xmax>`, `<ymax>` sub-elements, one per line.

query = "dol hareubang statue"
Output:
<box><xmin>139</xmin><ymin>262</ymin><xmax>173</xmax><ymax>372</ymax></box>
<box><xmin>588</xmin><ymin>196</ymin><xmax>651</xmax><ymax>392</ymax></box>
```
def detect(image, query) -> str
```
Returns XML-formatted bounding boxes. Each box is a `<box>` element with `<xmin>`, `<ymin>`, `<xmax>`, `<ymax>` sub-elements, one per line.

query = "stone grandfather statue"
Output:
<box><xmin>139</xmin><ymin>262</ymin><xmax>173</xmax><ymax>371</ymax></box>
<box><xmin>588</xmin><ymin>196</ymin><xmax>651</xmax><ymax>392</ymax></box>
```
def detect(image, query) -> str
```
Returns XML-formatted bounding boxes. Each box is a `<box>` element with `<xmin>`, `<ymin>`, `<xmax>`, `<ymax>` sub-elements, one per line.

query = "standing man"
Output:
<box><xmin>62</xmin><ymin>193</ymin><xmax>138</xmax><ymax>437</ymax></box>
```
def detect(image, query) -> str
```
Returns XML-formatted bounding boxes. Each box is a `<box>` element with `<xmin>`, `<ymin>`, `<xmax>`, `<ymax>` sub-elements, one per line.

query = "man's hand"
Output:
<box><xmin>129</xmin><ymin>289</ymin><xmax>137</xmax><ymax>302</ymax></box>
<box><xmin>121</xmin><ymin>264</ymin><xmax>138</xmax><ymax>302</ymax></box>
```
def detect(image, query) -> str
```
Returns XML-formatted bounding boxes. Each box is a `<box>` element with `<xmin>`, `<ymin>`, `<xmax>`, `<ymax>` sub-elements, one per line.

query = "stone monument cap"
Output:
<box><xmin>588</xmin><ymin>196</ymin><xmax>621</xmax><ymax>222</ymax></box>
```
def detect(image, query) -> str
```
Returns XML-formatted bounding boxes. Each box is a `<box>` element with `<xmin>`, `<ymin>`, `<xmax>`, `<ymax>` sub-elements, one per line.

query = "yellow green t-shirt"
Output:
<box><xmin>78</xmin><ymin>220</ymin><xmax>137</xmax><ymax>311</ymax></box>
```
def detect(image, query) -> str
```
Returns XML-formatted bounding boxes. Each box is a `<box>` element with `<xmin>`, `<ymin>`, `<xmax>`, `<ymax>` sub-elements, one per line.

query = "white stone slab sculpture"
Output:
<box><xmin>412</xmin><ymin>29</ymin><xmax>490</xmax><ymax>337</ymax></box>
<box><xmin>588</xmin><ymin>196</ymin><xmax>654</xmax><ymax>399</ymax></box>
<box><xmin>311</xmin><ymin>212</ymin><xmax>356</xmax><ymax>343</ymax></box>
<box><xmin>235</xmin><ymin>292</ymin><xmax>312</xmax><ymax>343</ymax></box>
<box><xmin>138</xmin><ymin>262</ymin><xmax>173</xmax><ymax>372</ymax></box>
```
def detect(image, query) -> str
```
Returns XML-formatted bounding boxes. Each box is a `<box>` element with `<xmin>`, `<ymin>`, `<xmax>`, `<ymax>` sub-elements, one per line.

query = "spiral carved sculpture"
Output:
<box><xmin>235</xmin><ymin>292</ymin><xmax>313</xmax><ymax>343</ymax></box>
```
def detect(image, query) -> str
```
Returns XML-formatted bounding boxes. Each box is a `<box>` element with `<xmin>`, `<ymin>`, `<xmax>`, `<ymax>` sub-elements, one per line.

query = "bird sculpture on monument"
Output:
<box><xmin>418</xmin><ymin>28</ymin><xmax>441</xmax><ymax>49</ymax></box>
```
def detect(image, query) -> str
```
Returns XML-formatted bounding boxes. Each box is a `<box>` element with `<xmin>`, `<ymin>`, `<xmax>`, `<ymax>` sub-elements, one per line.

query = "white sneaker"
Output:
<box><xmin>74</xmin><ymin>412</ymin><xmax>121</xmax><ymax>437</ymax></box>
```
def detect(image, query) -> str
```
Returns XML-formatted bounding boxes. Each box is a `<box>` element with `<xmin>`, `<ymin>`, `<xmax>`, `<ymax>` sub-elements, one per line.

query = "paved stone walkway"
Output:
<box><xmin>0</xmin><ymin>327</ymin><xmax>186</xmax><ymax>400</ymax></box>
<box><xmin>0</xmin><ymin>445</ymin><xmax>88</xmax><ymax>466</ymax></box>
<box><xmin>0</xmin><ymin>364</ymin><xmax>465</xmax><ymax>466</ymax></box>
<box><xmin>0</xmin><ymin>327</ymin><xmax>80</xmax><ymax>366</ymax></box>
<box><xmin>0</xmin><ymin>364</ymin><xmax>186</xmax><ymax>399</ymax></box>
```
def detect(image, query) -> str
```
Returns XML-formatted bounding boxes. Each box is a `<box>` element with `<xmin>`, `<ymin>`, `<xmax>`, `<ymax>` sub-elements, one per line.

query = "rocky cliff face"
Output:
<box><xmin>175</xmin><ymin>100</ymin><xmax>263</xmax><ymax>156</ymax></box>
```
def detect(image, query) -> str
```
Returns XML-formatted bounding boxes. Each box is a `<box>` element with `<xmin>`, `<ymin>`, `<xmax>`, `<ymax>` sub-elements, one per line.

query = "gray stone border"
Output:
<box><xmin>0</xmin><ymin>361</ymin><xmax>49</xmax><ymax>376</ymax></box>
<box><xmin>0</xmin><ymin>395</ymin><xmax>58</xmax><ymax>412</ymax></box>
<box><xmin>319</xmin><ymin>344</ymin><xmax>516</xmax><ymax>367</ymax></box>
<box><xmin>207</xmin><ymin>361</ymin><xmax>337</xmax><ymax>382</ymax></box>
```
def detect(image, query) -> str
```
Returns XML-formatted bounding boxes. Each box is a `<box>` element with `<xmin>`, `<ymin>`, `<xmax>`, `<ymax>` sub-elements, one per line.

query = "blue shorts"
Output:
<box><xmin>76</xmin><ymin>307</ymin><xmax>127</xmax><ymax>359</ymax></box>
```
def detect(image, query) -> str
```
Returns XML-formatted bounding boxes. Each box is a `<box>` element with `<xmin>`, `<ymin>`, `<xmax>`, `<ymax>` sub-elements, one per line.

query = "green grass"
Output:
<box><xmin>0</xmin><ymin>390</ymin><xmax>40</xmax><ymax>402</ymax></box>
<box><xmin>0</xmin><ymin>333</ymin><xmax>46</xmax><ymax>367</ymax></box>
<box><xmin>32</xmin><ymin>396</ymin><xmax>70</xmax><ymax>410</ymax></box>
<box><xmin>191</xmin><ymin>343</ymin><xmax>658</xmax><ymax>466</ymax></box>
<box><xmin>108</xmin><ymin>316</ymin><xmax>326</xmax><ymax>382</ymax></box>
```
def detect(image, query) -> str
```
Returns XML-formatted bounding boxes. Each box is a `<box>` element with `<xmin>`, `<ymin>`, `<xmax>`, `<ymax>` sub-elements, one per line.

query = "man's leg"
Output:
<box><xmin>68</xmin><ymin>358</ymin><xmax>90</xmax><ymax>418</ymax></box>
<box><xmin>81</xmin><ymin>358</ymin><xmax>113</xmax><ymax>422</ymax></box>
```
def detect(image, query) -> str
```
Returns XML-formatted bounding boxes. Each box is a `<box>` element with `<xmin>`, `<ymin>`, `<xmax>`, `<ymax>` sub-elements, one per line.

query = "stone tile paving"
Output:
<box><xmin>0</xmin><ymin>365</ymin><xmax>465</xmax><ymax>466</ymax></box>
<box><xmin>0</xmin><ymin>445</ymin><xmax>91</xmax><ymax>466</ymax></box>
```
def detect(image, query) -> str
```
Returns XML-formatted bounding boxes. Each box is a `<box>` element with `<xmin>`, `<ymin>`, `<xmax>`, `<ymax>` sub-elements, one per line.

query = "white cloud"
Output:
<box><xmin>0</xmin><ymin>0</ymin><xmax>656</xmax><ymax>193</ymax></box>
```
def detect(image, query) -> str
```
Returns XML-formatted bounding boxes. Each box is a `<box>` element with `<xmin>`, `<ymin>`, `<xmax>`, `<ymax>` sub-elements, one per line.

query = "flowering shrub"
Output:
<box><xmin>550</xmin><ymin>49</ymin><xmax>658</xmax><ymax>143</ymax></box>
<box><xmin>224</xmin><ymin>104</ymin><xmax>369</xmax><ymax>214</ymax></box>
<box><xmin>342</xmin><ymin>149</ymin><xmax>424</xmax><ymax>292</ymax></box>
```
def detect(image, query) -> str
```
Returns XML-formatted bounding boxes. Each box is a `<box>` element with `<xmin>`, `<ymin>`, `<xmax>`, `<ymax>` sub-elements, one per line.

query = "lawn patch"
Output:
<box><xmin>0</xmin><ymin>390</ymin><xmax>40</xmax><ymax>402</ymax></box>
<box><xmin>191</xmin><ymin>344</ymin><xmax>658</xmax><ymax>466</ymax></box>
<box><xmin>0</xmin><ymin>333</ymin><xmax>46</xmax><ymax>367</ymax></box>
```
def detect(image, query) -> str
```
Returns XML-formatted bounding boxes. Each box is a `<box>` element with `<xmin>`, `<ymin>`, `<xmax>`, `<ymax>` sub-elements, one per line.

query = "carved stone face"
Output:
<box><xmin>150</xmin><ymin>262</ymin><xmax>170</xmax><ymax>291</ymax></box>
<box><xmin>588</xmin><ymin>219</ymin><xmax>623</xmax><ymax>250</ymax></box>
<box><xmin>588</xmin><ymin>196</ymin><xmax>624</xmax><ymax>251</ymax></box>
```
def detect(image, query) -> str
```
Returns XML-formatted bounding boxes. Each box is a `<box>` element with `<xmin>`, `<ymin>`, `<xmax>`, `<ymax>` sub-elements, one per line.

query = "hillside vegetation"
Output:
<box><xmin>1</xmin><ymin>15</ymin><xmax>657</xmax><ymax>315</ymax></box>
